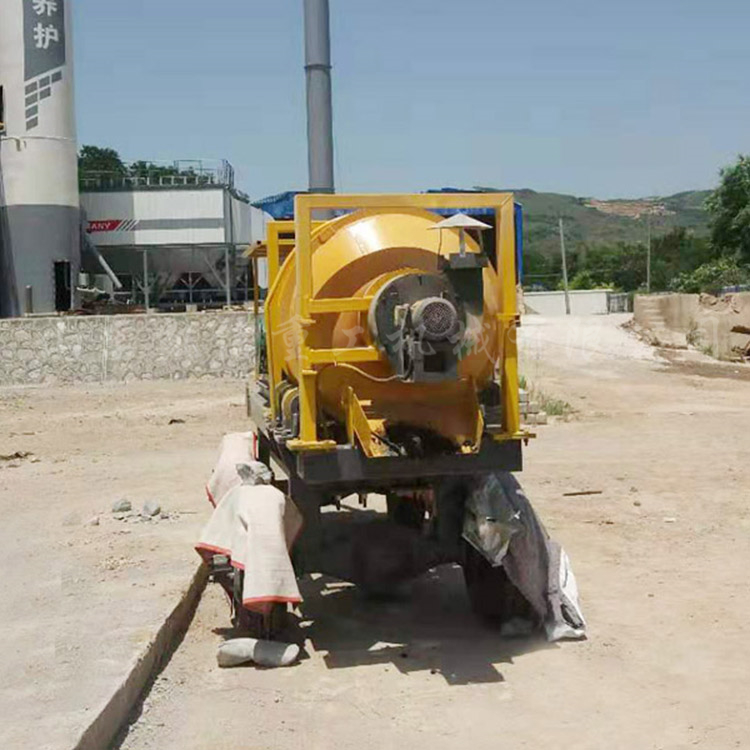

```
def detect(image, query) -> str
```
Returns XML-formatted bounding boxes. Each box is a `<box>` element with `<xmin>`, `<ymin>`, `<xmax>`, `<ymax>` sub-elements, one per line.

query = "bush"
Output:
<box><xmin>567</xmin><ymin>270</ymin><xmax>613</xmax><ymax>290</ymax></box>
<box><xmin>669</xmin><ymin>256</ymin><xmax>750</xmax><ymax>294</ymax></box>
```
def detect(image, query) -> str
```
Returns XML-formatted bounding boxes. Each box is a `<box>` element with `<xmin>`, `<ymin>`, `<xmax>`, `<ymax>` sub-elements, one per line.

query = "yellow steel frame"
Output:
<box><xmin>265</xmin><ymin>219</ymin><xmax>327</xmax><ymax>291</ymax></box>
<box><xmin>287</xmin><ymin>192</ymin><xmax>523</xmax><ymax>452</ymax></box>
<box><xmin>342</xmin><ymin>387</ymin><xmax>387</xmax><ymax>458</ymax></box>
<box><xmin>262</xmin><ymin>220</ymin><xmax>326</xmax><ymax>416</ymax></box>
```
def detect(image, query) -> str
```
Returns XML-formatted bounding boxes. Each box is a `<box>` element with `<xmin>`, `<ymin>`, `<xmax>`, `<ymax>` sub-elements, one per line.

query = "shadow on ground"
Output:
<box><xmin>287</xmin><ymin>566</ymin><xmax>555</xmax><ymax>686</ymax></box>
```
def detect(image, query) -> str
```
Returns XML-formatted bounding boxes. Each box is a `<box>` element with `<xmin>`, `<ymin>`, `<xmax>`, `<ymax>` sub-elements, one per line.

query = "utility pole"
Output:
<box><xmin>646</xmin><ymin>211</ymin><xmax>652</xmax><ymax>293</ymax></box>
<box><xmin>559</xmin><ymin>217</ymin><xmax>571</xmax><ymax>315</ymax></box>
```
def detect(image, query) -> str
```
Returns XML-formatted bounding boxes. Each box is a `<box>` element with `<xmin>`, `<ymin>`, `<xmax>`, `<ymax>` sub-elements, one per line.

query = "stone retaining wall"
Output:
<box><xmin>0</xmin><ymin>312</ymin><xmax>254</xmax><ymax>386</ymax></box>
<box><xmin>634</xmin><ymin>292</ymin><xmax>750</xmax><ymax>359</ymax></box>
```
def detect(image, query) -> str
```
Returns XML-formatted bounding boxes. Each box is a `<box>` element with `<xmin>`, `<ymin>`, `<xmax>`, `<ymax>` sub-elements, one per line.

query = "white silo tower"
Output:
<box><xmin>0</xmin><ymin>0</ymin><xmax>79</xmax><ymax>316</ymax></box>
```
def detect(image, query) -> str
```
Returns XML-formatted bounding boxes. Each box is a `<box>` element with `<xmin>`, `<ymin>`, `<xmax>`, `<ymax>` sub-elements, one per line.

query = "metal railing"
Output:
<box><xmin>80</xmin><ymin>159</ymin><xmax>247</xmax><ymax>198</ymax></box>
<box><xmin>607</xmin><ymin>292</ymin><xmax>632</xmax><ymax>313</ymax></box>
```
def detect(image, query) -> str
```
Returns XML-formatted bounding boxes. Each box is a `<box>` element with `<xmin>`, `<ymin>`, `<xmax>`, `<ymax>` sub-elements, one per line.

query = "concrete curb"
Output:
<box><xmin>71</xmin><ymin>563</ymin><xmax>208</xmax><ymax>750</ymax></box>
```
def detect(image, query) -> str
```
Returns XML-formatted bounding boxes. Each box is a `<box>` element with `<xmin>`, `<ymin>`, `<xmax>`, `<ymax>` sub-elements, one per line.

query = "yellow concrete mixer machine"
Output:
<box><xmin>248</xmin><ymin>191</ymin><xmax>533</xmax><ymax>619</ymax></box>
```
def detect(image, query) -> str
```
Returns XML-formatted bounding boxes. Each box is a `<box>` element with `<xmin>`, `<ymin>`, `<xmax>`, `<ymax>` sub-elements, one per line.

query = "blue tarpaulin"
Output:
<box><xmin>251</xmin><ymin>191</ymin><xmax>301</xmax><ymax>220</ymax></box>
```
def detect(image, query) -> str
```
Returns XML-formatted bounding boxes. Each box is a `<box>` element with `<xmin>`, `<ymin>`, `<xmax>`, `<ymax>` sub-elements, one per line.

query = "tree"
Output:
<box><xmin>78</xmin><ymin>145</ymin><xmax>127</xmax><ymax>176</ymax></box>
<box><xmin>570</xmin><ymin>242</ymin><xmax>646</xmax><ymax>292</ymax></box>
<box><xmin>706</xmin><ymin>154</ymin><xmax>750</xmax><ymax>261</ymax></box>
<box><xmin>649</xmin><ymin>228</ymin><xmax>716</xmax><ymax>291</ymax></box>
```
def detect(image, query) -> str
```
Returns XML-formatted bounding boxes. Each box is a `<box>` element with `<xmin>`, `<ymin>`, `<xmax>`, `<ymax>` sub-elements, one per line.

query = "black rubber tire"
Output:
<box><xmin>462</xmin><ymin>542</ymin><xmax>535</xmax><ymax>624</ymax></box>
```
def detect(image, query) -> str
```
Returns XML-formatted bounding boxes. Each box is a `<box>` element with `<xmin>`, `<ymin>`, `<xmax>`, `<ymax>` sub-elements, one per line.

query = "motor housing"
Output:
<box><xmin>368</xmin><ymin>272</ymin><xmax>465</xmax><ymax>382</ymax></box>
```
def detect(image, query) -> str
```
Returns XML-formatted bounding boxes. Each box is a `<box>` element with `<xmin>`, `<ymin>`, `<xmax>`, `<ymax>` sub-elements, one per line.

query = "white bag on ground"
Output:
<box><xmin>217</xmin><ymin>637</ymin><xmax>300</xmax><ymax>668</ymax></box>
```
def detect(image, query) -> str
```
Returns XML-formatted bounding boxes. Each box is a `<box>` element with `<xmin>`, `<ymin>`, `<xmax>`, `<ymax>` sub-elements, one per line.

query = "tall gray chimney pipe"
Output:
<box><xmin>304</xmin><ymin>0</ymin><xmax>335</xmax><ymax>194</ymax></box>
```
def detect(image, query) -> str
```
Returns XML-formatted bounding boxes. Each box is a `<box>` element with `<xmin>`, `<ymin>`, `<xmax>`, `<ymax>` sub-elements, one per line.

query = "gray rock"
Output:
<box><xmin>112</xmin><ymin>499</ymin><xmax>132</xmax><ymax>513</ymax></box>
<box><xmin>142</xmin><ymin>500</ymin><xmax>161</xmax><ymax>517</ymax></box>
<box><xmin>85</xmin><ymin>515</ymin><xmax>100</xmax><ymax>527</ymax></box>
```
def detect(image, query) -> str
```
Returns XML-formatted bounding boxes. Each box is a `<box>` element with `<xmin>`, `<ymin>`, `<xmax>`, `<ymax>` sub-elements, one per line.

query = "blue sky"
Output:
<box><xmin>73</xmin><ymin>0</ymin><xmax>749</xmax><ymax>200</ymax></box>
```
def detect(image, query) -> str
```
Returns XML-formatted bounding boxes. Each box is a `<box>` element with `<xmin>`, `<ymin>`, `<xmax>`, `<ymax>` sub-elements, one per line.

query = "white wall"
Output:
<box><xmin>82</xmin><ymin>189</ymin><xmax>268</xmax><ymax>250</ymax></box>
<box><xmin>227</xmin><ymin>195</ymin><xmax>265</xmax><ymax>245</ymax></box>
<box><xmin>525</xmin><ymin>289</ymin><xmax>612</xmax><ymax>316</ymax></box>
<box><xmin>82</xmin><ymin>189</ymin><xmax>227</xmax><ymax>246</ymax></box>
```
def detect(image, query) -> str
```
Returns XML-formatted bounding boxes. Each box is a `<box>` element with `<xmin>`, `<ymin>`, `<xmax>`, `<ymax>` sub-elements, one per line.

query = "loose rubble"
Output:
<box><xmin>142</xmin><ymin>500</ymin><xmax>162</xmax><ymax>518</ymax></box>
<box><xmin>108</xmin><ymin>499</ymin><xmax>179</xmax><ymax>524</ymax></box>
<box><xmin>112</xmin><ymin>498</ymin><xmax>132</xmax><ymax>513</ymax></box>
<box><xmin>520</xmin><ymin>388</ymin><xmax>549</xmax><ymax>427</ymax></box>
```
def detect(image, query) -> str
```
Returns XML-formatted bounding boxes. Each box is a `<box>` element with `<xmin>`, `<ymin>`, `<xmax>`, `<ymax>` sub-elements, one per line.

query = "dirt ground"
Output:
<box><xmin>4</xmin><ymin>315</ymin><xmax>750</xmax><ymax>750</ymax></box>
<box><xmin>0</xmin><ymin>379</ymin><xmax>249</xmax><ymax>750</ymax></box>
<box><xmin>106</xmin><ymin>315</ymin><xmax>749</xmax><ymax>750</ymax></box>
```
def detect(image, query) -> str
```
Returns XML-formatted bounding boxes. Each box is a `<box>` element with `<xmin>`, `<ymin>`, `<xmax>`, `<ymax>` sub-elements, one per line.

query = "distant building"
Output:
<box><xmin>1</xmin><ymin>1</ymin><xmax>266</xmax><ymax>316</ymax></box>
<box><xmin>80</xmin><ymin>160</ymin><xmax>267</xmax><ymax>308</ymax></box>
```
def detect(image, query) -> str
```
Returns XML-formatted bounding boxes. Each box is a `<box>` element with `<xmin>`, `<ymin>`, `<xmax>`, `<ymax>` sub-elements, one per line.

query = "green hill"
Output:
<box><xmin>508</xmin><ymin>188</ymin><xmax>712</xmax><ymax>257</ymax></box>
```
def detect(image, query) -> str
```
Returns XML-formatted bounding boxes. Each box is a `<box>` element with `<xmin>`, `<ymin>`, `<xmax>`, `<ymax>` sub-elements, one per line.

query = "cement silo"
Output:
<box><xmin>0</xmin><ymin>0</ymin><xmax>80</xmax><ymax>317</ymax></box>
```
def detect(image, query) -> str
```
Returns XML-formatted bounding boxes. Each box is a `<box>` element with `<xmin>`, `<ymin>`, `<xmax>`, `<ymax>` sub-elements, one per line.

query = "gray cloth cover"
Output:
<box><xmin>464</xmin><ymin>472</ymin><xmax>586</xmax><ymax>641</ymax></box>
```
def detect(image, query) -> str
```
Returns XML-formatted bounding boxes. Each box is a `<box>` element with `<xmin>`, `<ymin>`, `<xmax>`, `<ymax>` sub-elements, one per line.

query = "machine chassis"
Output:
<box><xmin>249</xmin><ymin>382</ymin><xmax>522</xmax><ymax>495</ymax></box>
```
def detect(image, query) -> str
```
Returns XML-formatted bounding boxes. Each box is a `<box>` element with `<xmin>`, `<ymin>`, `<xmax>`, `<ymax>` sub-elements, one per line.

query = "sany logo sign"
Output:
<box><xmin>86</xmin><ymin>219</ymin><xmax>139</xmax><ymax>233</ymax></box>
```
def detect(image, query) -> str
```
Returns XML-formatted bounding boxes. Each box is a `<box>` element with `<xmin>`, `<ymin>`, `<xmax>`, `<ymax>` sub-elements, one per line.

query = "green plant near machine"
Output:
<box><xmin>520</xmin><ymin>376</ymin><xmax>572</xmax><ymax>418</ymax></box>
<box><xmin>538</xmin><ymin>394</ymin><xmax>572</xmax><ymax>416</ymax></box>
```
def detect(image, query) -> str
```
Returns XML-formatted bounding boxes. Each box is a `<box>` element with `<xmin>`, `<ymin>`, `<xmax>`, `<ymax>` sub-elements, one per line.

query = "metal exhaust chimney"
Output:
<box><xmin>304</xmin><ymin>0</ymin><xmax>335</xmax><ymax>194</ymax></box>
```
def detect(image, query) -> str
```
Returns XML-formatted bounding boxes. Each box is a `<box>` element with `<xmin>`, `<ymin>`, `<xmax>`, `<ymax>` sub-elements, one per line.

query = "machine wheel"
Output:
<box><xmin>462</xmin><ymin>543</ymin><xmax>535</xmax><ymax>624</ymax></box>
<box><xmin>231</xmin><ymin>569</ymin><xmax>287</xmax><ymax>639</ymax></box>
<box><xmin>386</xmin><ymin>493</ymin><xmax>425</xmax><ymax>530</ymax></box>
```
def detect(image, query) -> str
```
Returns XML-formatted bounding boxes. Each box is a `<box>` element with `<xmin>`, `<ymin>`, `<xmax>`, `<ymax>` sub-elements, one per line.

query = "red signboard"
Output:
<box><xmin>87</xmin><ymin>219</ymin><xmax>122</xmax><ymax>233</ymax></box>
